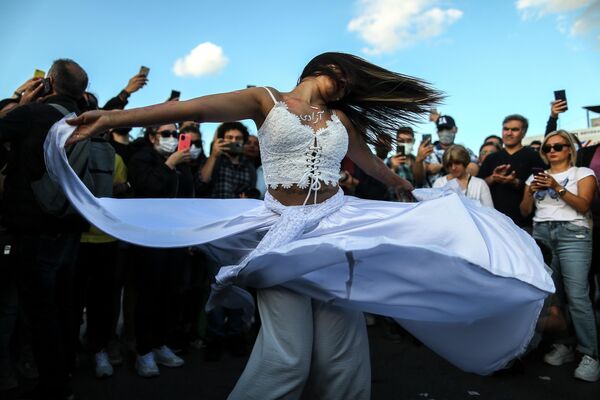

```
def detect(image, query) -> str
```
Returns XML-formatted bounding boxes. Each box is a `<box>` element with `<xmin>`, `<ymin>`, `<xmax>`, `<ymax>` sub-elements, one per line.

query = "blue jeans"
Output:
<box><xmin>533</xmin><ymin>221</ymin><xmax>598</xmax><ymax>357</ymax></box>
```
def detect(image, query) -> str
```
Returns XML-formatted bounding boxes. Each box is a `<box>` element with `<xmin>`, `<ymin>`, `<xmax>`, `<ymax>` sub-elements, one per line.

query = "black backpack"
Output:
<box><xmin>30</xmin><ymin>103</ymin><xmax>115</xmax><ymax>217</ymax></box>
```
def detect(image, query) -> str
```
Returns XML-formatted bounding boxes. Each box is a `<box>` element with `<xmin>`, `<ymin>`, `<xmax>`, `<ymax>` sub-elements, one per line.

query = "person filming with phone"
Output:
<box><xmin>199</xmin><ymin>122</ymin><xmax>256</xmax><ymax>199</ymax></box>
<box><xmin>519</xmin><ymin>130</ymin><xmax>599</xmax><ymax>382</ymax></box>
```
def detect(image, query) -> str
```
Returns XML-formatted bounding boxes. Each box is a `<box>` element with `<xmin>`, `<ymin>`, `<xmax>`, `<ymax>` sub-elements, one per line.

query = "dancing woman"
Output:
<box><xmin>48</xmin><ymin>52</ymin><xmax>553</xmax><ymax>399</ymax></box>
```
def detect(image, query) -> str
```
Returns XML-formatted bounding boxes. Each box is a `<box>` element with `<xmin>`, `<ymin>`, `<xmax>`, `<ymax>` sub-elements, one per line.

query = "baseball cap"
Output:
<box><xmin>436</xmin><ymin>115</ymin><xmax>456</xmax><ymax>131</ymax></box>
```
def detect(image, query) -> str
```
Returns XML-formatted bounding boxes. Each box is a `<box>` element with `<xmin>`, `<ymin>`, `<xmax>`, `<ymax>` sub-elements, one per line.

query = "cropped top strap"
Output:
<box><xmin>262</xmin><ymin>87</ymin><xmax>278</xmax><ymax>105</ymax></box>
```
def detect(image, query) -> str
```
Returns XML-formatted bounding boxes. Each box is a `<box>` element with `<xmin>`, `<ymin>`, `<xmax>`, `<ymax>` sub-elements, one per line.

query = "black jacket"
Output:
<box><xmin>0</xmin><ymin>95</ymin><xmax>87</xmax><ymax>233</ymax></box>
<box><xmin>128</xmin><ymin>146</ymin><xmax>194</xmax><ymax>199</ymax></box>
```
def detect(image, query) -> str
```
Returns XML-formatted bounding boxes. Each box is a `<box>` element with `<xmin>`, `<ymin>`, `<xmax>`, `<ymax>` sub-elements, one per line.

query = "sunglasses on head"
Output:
<box><xmin>541</xmin><ymin>143</ymin><xmax>568</xmax><ymax>153</ymax></box>
<box><xmin>158</xmin><ymin>130</ymin><xmax>178</xmax><ymax>138</ymax></box>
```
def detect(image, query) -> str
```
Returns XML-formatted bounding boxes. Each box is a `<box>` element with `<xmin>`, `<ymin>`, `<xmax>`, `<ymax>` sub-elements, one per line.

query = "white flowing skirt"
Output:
<box><xmin>45</xmin><ymin>117</ymin><xmax>554</xmax><ymax>375</ymax></box>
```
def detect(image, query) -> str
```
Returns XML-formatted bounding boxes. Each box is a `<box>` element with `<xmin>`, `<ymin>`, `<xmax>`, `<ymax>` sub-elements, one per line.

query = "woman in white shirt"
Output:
<box><xmin>520</xmin><ymin>130</ymin><xmax>599</xmax><ymax>382</ymax></box>
<box><xmin>433</xmin><ymin>144</ymin><xmax>494</xmax><ymax>207</ymax></box>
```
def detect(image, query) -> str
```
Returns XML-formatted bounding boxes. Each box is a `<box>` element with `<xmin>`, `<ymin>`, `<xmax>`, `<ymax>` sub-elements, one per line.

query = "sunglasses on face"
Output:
<box><xmin>541</xmin><ymin>143</ymin><xmax>568</xmax><ymax>153</ymax></box>
<box><xmin>191</xmin><ymin>140</ymin><xmax>203</xmax><ymax>147</ymax></box>
<box><xmin>158</xmin><ymin>130</ymin><xmax>178</xmax><ymax>138</ymax></box>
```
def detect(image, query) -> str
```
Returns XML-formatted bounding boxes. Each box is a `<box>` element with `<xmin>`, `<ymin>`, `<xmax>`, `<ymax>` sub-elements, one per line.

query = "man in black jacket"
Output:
<box><xmin>0</xmin><ymin>58</ymin><xmax>88</xmax><ymax>400</ymax></box>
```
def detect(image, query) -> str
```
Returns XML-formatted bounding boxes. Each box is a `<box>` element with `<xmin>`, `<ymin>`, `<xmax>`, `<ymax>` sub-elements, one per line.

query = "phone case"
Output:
<box><xmin>177</xmin><ymin>133</ymin><xmax>191</xmax><ymax>151</ymax></box>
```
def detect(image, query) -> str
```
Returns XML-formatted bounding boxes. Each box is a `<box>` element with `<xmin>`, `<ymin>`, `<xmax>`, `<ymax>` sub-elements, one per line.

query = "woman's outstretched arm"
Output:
<box><xmin>66</xmin><ymin>87</ymin><xmax>268</xmax><ymax>145</ymax></box>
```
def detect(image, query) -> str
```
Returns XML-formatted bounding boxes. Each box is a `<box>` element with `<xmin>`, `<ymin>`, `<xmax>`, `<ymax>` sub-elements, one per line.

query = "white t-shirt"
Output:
<box><xmin>525</xmin><ymin>166</ymin><xmax>596</xmax><ymax>228</ymax></box>
<box><xmin>432</xmin><ymin>175</ymin><xmax>494</xmax><ymax>208</ymax></box>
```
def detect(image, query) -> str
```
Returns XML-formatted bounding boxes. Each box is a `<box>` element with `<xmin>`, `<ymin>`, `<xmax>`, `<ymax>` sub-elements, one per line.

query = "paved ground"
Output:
<box><xmin>5</xmin><ymin>320</ymin><xmax>598</xmax><ymax>400</ymax></box>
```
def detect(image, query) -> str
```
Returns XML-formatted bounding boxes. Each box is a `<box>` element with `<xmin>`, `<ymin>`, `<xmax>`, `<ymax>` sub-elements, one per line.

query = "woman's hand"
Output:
<box><xmin>65</xmin><ymin>110</ymin><xmax>111</xmax><ymax>146</ymax></box>
<box><xmin>533</xmin><ymin>172</ymin><xmax>559</xmax><ymax>191</ymax></box>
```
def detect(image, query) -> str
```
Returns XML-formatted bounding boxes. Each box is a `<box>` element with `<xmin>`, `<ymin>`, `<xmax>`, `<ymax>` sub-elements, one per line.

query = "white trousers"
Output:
<box><xmin>228</xmin><ymin>286</ymin><xmax>371</xmax><ymax>400</ymax></box>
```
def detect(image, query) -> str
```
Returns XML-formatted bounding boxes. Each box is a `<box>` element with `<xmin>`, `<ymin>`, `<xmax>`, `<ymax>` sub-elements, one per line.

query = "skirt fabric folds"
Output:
<box><xmin>45</xmin><ymin>117</ymin><xmax>554</xmax><ymax>375</ymax></box>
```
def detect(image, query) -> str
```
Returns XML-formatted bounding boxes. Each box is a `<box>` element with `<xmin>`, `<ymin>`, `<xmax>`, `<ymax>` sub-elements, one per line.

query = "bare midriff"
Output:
<box><xmin>268</xmin><ymin>181</ymin><xmax>339</xmax><ymax>206</ymax></box>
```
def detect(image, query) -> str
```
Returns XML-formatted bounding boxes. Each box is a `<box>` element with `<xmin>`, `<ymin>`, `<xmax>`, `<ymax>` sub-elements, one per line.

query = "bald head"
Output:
<box><xmin>48</xmin><ymin>59</ymin><xmax>88</xmax><ymax>100</ymax></box>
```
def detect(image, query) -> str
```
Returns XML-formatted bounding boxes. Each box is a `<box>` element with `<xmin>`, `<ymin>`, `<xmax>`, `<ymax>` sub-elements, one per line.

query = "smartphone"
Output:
<box><xmin>554</xmin><ymin>90</ymin><xmax>568</xmax><ymax>111</ymax></box>
<box><xmin>139</xmin><ymin>66</ymin><xmax>150</xmax><ymax>77</ymax></box>
<box><xmin>34</xmin><ymin>69</ymin><xmax>45</xmax><ymax>78</ymax></box>
<box><xmin>169</xmin><ymin>90</ymin><xmax>181</xmax><ymax>101</ymax></box>
<box><xmin>422</xmin><ymin>134</ymin><xmax>432</xmax><ymax>144</ymax></box>
<box><xmin>42</xmin><ymin>78</ymin><xmax>52</xmax><ymax>96</ymax></box>
<box><xmin>177</xmin><ymin>133</ymin><xmax>191</xmax><ymax>152</ymax></box>
<box><xmin>531</xmin><ymin>167</ymin><xmax>544</xmax><ymax>176</ymax></box>
<box><xmin>224</xmin><ymin>142</ymin><xmax>243</xmax><ymax>155</ymax></box>
<box><xmin>396</xmin><ymin>144</ymin><xmax>406</xmax><ymax>156</ymax></box>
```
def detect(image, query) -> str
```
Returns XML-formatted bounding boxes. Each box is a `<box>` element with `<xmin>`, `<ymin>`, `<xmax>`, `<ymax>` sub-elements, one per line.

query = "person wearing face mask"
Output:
<box><xmin>423</xmin><ymin>115</ymin><xmax>479</xmax><ymax>187</ymax></box>
<box><xmin>126</xmin><ymin>124</ymin><xmax>193</xmax><ymax>377</ymax></box>
<box><xmin>386</xmin><ymin>127</ymin><xmax>427</xmax><ymax>188</ymax></box>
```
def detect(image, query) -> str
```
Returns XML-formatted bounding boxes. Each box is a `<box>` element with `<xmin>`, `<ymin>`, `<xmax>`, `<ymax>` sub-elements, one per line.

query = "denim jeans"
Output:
<box><xmin>533</xmin><ymin>221</ymin><xmax>598</xmax><ymax>357</ymax></box>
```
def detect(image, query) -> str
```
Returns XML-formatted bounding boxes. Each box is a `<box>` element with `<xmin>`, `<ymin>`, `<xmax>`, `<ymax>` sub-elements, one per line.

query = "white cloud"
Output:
<box><xmin>173</xmin><ymin>42</ymin><xmax>229</xmax><ymax>77</ymax></box>
<box><xmin>516</xmin><ymin>0</ymin><xmax>593</xmax><ymax>18</ymax></box>
<box><xmin>516</xmin><ymin>0</ymin><xmax>600</xmax><ymax>48</ymax></box>
<box><xmin>347</xmin><ymin>0</ymin><xmax>463</xmax><ymax>54</ymax></box>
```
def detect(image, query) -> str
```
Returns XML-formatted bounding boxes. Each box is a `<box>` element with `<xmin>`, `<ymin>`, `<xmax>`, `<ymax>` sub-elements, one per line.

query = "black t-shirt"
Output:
<box><xmin>478</xmin><ymin>147</ymin><xmax>546</xmax><ymax>227</ymax></box>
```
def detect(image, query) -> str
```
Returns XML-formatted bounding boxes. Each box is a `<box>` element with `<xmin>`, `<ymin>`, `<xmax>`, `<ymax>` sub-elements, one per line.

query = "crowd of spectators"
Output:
<box><xmin>0</xmin><ymin>59</ymin><xmax>599</xmax><ymax>399</ymax></box>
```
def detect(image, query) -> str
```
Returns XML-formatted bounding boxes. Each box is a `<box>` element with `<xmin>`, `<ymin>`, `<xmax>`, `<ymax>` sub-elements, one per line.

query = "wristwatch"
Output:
<box><xmin>557</xmin><ymin>187</ymin><xmax>567</xmax><ymax>197</ymax></box>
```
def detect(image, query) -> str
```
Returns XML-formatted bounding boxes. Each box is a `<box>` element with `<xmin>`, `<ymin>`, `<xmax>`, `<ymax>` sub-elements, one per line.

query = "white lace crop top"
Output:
<box><xmin>258</xmin><ymin>87</ymin><xmax>349</xmax><ymax>204</ymax></box>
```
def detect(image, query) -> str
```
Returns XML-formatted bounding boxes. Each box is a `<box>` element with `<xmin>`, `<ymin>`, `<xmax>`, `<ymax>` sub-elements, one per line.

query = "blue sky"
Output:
<box><xmin>1</xmin><ymin>0</ymin><xmax>599</xmax><ymax>154</ymax></box>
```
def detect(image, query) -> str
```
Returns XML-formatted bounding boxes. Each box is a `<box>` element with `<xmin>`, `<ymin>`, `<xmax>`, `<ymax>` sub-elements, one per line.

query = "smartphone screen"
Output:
<box><xmin>422</xmin><ymin>134</ymin><xmax>432</xmax><ymax>144</ymax></box>
<box><xmin>169</xmin><ymin>90</ymin><xmax>181</xmax><ymax>101</ymax></box>
<box><xmin>34</xmin><ymin>69</ymin><xmax>45</xmax><ymax>78</ymax></box>
<box><xmin>177</xmin><ymin>133</ymin><xmax>191</xmax><ymax>152</ymax></box>
<box><xmin>139</xmin><ymin>66</ymin><xmax>150</xmax><ymax>77</ymax></box>
<box><xmin>554</xmin><ymin>90</ymin><xmax>568</xmax><ymax>111</ymax></box>
<box><xmin>396</xmin><ymin>144</ymin><xmax>406</xmax><ymax>156</ymax></box>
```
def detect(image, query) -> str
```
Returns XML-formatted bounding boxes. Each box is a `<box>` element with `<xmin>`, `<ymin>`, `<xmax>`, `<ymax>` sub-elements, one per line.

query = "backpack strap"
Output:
<box><xmin>48</xmin><ymin>103</ymin><xmax>71</xmax><ymax>116</ymax></box>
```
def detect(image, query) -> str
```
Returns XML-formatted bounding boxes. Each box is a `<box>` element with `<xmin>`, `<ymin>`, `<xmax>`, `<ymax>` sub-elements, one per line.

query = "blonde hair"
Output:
<box><xmin>540</xmin><ymin>130</ymin><xmax>577</xmax><ymax>166</ymax></box>
<box><xmin>443</xmin><ymin>145</ymin><xmax>470</xmax><ymax>169</ymax></box>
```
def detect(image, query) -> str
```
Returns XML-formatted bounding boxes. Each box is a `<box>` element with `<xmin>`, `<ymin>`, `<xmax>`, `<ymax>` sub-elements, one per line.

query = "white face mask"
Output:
<box><xmin>438</xmin><ymin>130</ymin><xmax>456</xmax><ymax>145</ymax></box>
<box><xmin>157</xmin><ymin>136</ymin><xmax>178</xmax><ymax>154</ymax></box>
<box><xmin>403</xmin><ymin>143</ymin><xmax>415</xmax><ymax>155</ymax></box>
<box><xmin>189</xmin><ymin>144</ymin><xmax>203</xmax><ymax>159</ymax></box>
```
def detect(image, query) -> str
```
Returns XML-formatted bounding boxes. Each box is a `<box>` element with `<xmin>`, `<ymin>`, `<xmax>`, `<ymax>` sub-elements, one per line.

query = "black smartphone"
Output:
<box><xmin>42</xmin><ymin>78</ymin><xmax>52</xmax><ymax>96</ymax></box>
<box><xmin>554</xmin><ymin>90</ymin><xmax>568</xmax><ymax>111</ymax></box>
<box><xmin>224</xmin><ymin>142</ymin><xmax>243</xmax><ymax>155</ymax></box>
<box><xmin>531</xmin><ymin>167</ymin><xmax>544</xmax><ymax>176</ymax></box>
<box><xmin>139</xmin><ymin>66</ymin><xmax>150</xmax><ymax>77</ymax></box>
<box><xmin>396</xmin><ymin>144</ymin><xmax>406</xmax><ymax>156</ymax></box>
<box><xmin>169</xmin><ymin>90</ymin><xmax>181</xmax><ymax>101</ymax></box>
<box><xmin>422</xmin><ymin>133</ymin><xmax>432</xmax><ymax>144</ymax></box>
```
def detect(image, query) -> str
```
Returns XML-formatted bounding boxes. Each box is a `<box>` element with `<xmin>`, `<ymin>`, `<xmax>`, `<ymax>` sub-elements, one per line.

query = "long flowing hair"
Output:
<box><xmin>298</xmin><ymin>52</ymin><xmax>444</xmax><ymax>146</ymax></box>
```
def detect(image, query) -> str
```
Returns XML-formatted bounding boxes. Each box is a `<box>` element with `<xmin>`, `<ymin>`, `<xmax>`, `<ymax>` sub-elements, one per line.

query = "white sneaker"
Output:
<box><xmin>94</xmin><ymin>351</ymin><xmax>114</xmax><ymax>378</ymax></box>
<box><xmin>153</xmin><ymin>345</ymin><xmax>184</xmax><ymax>368</ymax></box>
<box><xmin>135</xmin><ymin>352</ymin><xmax>160</xmax><ymax>378</ymax></box>
<box><xmin>544</xmin><ymin>344</ymin><xmax>575</xmax><ymax>366</ymax></box>
<box><xmin>574</xmin><ymin>355</ymin><xmax>600</xmax><ymax>382</ymax></box>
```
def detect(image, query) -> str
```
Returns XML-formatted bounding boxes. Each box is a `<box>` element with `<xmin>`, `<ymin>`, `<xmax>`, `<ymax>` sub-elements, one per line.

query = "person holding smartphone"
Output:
<box><xmin>199</xmin><ymin>122</ymin><xmax>256</xmax><ymax>199</ymax></box>
<box><xmin>126</xmin><ymin>124</ymin><xmax>193</xmax><ymax>377</ymax></box>
<box><xmin>520</xmin><ymin>130</ymin><xmax>599</xmax><ymax>382</ymax></box>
